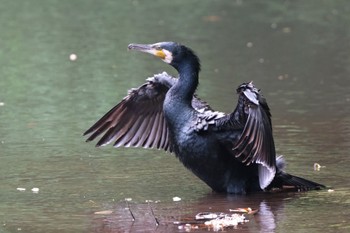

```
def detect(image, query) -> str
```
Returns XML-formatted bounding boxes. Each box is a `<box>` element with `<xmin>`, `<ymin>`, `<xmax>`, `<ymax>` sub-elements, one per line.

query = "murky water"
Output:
<box><xmin>1</xmin><ymin>0</ymin><xmax>349</xmax><ymax>232</ymax></box>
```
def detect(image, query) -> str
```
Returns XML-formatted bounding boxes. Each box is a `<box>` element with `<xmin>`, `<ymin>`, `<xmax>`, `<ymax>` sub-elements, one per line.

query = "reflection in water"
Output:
<box><xmin>91</xmin><ymin>192</ymin><xmax>296</xmax><ymax>233</ymax></box>
<box><xmin>257</xmin><ymin>202</ymin><xmax>276</xmax><ymax>233</ymax></box>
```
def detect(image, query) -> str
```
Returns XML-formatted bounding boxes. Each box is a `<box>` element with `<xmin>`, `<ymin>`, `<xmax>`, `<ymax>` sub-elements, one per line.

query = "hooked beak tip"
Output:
<box><xmin>127</xmin><ymin>43</ymin><xmax>152</xmax><ymax>52</ymax></box>
<box><xmin>127</xmin><ymin>44</ymin><xmax>134</xmax><ymax>50</ymax></box>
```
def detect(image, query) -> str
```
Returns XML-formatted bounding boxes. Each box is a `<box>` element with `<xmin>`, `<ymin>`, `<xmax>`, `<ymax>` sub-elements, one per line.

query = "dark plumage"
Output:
<box><xmin>84</xmin><ymin>42</ymin><xmax>325</xmax><ymax>194</ymax></box>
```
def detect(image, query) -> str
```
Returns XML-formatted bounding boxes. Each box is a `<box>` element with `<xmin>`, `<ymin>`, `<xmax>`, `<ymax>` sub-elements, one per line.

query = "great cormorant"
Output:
<box><xmin>84</xmin><ymin>42</ymin><xmax>324</xmax><ymax>194</ymax></box>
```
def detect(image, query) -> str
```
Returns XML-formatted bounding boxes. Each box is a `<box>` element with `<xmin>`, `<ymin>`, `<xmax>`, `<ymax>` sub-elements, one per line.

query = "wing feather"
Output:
<box><xmin>84</xmin><ymin>72</ymin><xmax>174</xmax><ymax>152</ymax></box>
<box><xmin>84</xmin><ymin>72</ymin><xmax>207</xmax><ymax>154</ymax></box>
<box><xmin>215</xmin><ymin>82</ymin><xmax>276</xmax><ymax>189</ymax></box>
<box><xmin>233</xmin><ymin>89</ymin><xmax>276</xmax><ymax>189</ymax></box>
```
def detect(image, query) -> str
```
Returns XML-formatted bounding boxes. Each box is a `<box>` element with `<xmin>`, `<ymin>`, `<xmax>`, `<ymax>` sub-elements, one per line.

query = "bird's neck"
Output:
<box><xmin>173</xmin><ymin>61</ymin><xmax>199</xmax><ymax>104</ymax></box>
<box><xmin>163</xmin><ymin>60</ymin><xmax>200</xmax><ymax>141</ymax></box>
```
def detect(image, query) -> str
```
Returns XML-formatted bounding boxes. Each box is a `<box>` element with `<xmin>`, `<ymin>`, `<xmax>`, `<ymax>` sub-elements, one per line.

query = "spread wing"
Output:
<box><xmin>84</xmin><ymin>72</ymin><xmax>212</xmax><ymax>153</ymax></box>
<box><xmin>216</xmin><ymin>82</ymin><xmax>276</xmax><ymax>189</ymax></box>
<box><xmin>84</xmin><ymin>72</ymin><xmax>174</xmax><ymax>151</ymax></box>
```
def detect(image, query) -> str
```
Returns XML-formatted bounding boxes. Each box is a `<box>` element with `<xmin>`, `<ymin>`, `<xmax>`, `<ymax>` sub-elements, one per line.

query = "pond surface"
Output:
<box><xmin>0</xmin><ymin>0</ymin><xmax>349</xmax><ymax>232</ymax></box>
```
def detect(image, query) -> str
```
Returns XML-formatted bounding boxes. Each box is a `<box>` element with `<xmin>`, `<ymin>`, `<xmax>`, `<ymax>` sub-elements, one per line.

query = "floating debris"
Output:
<box><xmin>124</xmin><ymin>197</ymin><xmax>132</xmax><ymax>202</ymax></box>
<box><xmin>313</xmin><ymin>163</ymin><xmax>325</xmax><ymax>171</ymax></box>
<box><xmin>204</xmin><ymin>213</ymin><xmax>247</xmax><ymax>231</ymax></box>
<box><xmin>175</xmin><ymin>209</ymin><xmax>256</xmax><ymax>232</ymax></box>
<box><xmin>328</xmin><ymin>189</ymin><xmax>335</xmax><ymax>192</ymax></box>
<box><xmin>196</xmin><ymin>212</ymin><xmax>223</xmax><ymax>220</ymax></box>
<box><xmin>69</xmin><ymin>53</ymin><xmax>77</xmax><ymax>61</ymax></box>
<box><xmin>16</xmin><ymin>187</ymin><xmax>26</xmax><ymax>192</ymax></box>
<box><xmin>31</xmin><ymin>187</ymin><xmax>39</xmax><ymax>193</ymax></box>
<box><xmin>178</xmin><ymin>223</ymin><xmax>199</xmax><ymax>231</ymax></box>
<box><xmin>172</xmin><ymin>196</ymin><xmax>181</xmax><ymax>202</ymax></box>
<box><xmin>94</xmin><ymin>210</ymin><xmax>113</xmax><ymax>215</ymax></box>
<box><xmin>0</xmin><ymin>102</ymin><xmax>4</xmax><ymax>106</ymax></box>
<box><xmin>229</xmin><ymin>207</ymin><xmax>258</xmax><ymax>214</ymax></box>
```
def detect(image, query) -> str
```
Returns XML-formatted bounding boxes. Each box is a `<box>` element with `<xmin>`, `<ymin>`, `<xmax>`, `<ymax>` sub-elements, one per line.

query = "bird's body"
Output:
<box><xmin>84</xmin><ymin>42</ymin><xmax>324</xmax><ymax>194</ymax></box>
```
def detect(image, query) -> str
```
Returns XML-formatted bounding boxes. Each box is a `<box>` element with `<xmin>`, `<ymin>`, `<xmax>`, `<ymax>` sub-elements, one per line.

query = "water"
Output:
<box><xmin>0</xmin><ymin>0</ymin><xmax>349</xmax><ymax>232</ymax></box>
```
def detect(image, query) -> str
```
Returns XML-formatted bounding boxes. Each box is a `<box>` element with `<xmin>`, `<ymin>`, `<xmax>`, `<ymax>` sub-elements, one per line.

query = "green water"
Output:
<box><xmin>1</xmin><ymin>1</ymin><xmax>349</xmax><ymax>232</ymax></box>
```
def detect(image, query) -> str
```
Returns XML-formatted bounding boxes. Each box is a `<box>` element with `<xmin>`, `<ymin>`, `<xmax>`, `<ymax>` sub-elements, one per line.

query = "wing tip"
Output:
<box><xmin>259</xmin><ymin>164</ymin><xmax>276</xmax><ymax>189</ymax></box>
<box><xmin>83</xmin><ymin>130</ymin><xmax>89</xmax><ymax>136</ymax></box>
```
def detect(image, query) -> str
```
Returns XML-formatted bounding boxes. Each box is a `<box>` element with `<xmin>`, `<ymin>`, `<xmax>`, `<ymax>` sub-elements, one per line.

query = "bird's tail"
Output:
<box><xmin>267</xmin><ymin>156</ymin><xmax>326</xmax><ymax>192</ymax></box>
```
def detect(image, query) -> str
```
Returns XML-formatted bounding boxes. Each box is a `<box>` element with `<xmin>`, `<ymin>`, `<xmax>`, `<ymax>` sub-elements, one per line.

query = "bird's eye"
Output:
<box><xmin>154</xmin><ymin>45</ymin><xmax>162</xmax><ymax>50</ymax></box>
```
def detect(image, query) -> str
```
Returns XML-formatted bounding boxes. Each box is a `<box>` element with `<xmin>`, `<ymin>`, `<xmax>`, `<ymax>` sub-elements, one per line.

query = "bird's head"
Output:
<box><xmin>128</xmin><ymin>42</ymin><xmax>200</xmax><ymax>73</ymax></box>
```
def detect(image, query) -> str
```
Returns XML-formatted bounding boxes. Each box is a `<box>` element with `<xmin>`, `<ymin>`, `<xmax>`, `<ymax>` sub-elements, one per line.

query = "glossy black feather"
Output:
<box><xmin>84</xmin><ymin>72</ymin><xmax>214</xmax><ymax>152</ymax></box>
<box><xmin>84</xmin><ymin>42</ymin><xmax>325</xmax><ymax>193</ymax></box>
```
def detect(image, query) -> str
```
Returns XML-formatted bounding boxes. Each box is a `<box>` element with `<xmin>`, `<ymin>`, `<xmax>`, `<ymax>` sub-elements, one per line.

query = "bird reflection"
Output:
<box><xmin>90</xmin><ymin>192</ymin><xmax>303</xmax><ymax>233</ymax></box>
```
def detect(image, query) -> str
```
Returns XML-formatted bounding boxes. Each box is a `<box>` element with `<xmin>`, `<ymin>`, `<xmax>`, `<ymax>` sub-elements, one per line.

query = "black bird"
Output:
<box><xmin>84</xmin><ymin>42</ymin><xmax>324</xmax><ymax>194</ymax></box>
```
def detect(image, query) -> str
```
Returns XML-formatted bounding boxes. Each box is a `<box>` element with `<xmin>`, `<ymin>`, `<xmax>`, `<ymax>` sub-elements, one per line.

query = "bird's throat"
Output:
<box><xmin>174</xmin><ymin>62</ymin><xmax>199</xmax><ymax>104</ymax></box>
